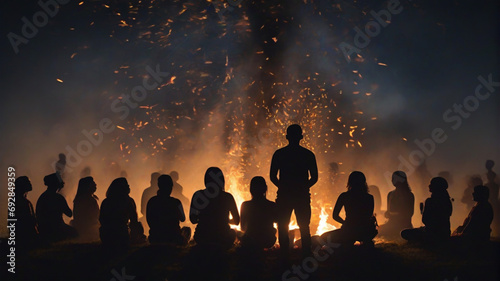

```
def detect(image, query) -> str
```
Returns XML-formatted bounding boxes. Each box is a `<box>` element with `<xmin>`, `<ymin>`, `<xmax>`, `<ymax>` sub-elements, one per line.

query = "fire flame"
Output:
<box><xmin>315</xmin><ymin>206</ymin><xmax>336</xmax><ymax>236</ymax></box>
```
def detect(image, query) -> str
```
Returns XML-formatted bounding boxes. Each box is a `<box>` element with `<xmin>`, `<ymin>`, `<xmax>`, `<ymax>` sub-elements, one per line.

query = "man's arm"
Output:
<box><xmin>228</xmin><ymin>194</ymin><xmax>240</xmax><ymax>226</ymax></box>
<box><xmin>177</xmin><ymin>199</ymin><xmax>186</xmax><ymax>222</ymax></box>
<box><xmin>129</xmin><ymin>198</ymin><xmax>139</xmax><ymax>223</ymax></box>
<box><xmin>270</xmin><ymin>152</ymin><xmax>280</xmax><ymax>188</ymax></box>
<box><xmin>240</xmin><ymin>202</ymin><xmax>248</xmax><ymax>232</ymax></box>
<box><xmin>307</xmin><ymin>153</ymin><xmax>318</xmax><ymax>188</ymax></box>
<box><xmin>60</xmin><ymin>195</ymin><xmax>73</xmax><ymax>217</ymax></box>
<box><xmin>332</xmin><ymin>193</ymin><xmax>345</xmax><ymax>224</ymax></box>
<box><xmin>189</xmin><ymin>192</ymin><xmax>199</xmax><ymax>224</ymax></box>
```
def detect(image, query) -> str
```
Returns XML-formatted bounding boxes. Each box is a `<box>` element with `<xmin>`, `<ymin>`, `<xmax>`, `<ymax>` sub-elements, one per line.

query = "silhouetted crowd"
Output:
<box><xmin>13</xmin><ymin>125</ymin><xmax>499</xmax><ymax>259</ymax></box>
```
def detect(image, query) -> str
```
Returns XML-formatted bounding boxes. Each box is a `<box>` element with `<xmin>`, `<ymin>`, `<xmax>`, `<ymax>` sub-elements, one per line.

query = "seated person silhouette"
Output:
<box><xmin>378</xmin><ymin>171</ymin><xmax>415</xmax><ymax>239</ymax></box>
<box><xmin>189</xmin><ymin>167</ymin><xmax>240</xmax><ymax>249</ymax></box>
<box><xmin>485</xmin><ymin>160</ymin><xmax>500</xmax><ymax>236</ymax></box>
<box><xmin>401</xmin><ymin>177</ymin><xmax>453</xmax><ymax>243</ymax></box>
<box><xmin>170</xmin><ymin>171</ymin><xmax>190</xmax><ymax>215</ymax></box>
<box><xmin>452</xmin><ymin>185</ymin><xmax>493</xmax><ymax>243</ymax></box>
<box><xmin>36</xmin><ymin>173</ymin><xmax>78</xmax><ymax>243</ymax></box>
<box><xmin>71</xmin><ymin>177</ymin><xmax>100</xmax><ymax>241</ymax></box>
<box><xmin>15</xmin><ymin>176</ymin><xmax>38</xmax><ymax>249</ymax></box>
<box><xmin>320</xmin><ymin>171</ymin><xmax>377</xmax><ymax>246</ymax></box>
<box><xmin>240</xmin><ymin>176</ymin><xmax>278</xmax><ymax>250</ymax></box>
<box><xmin>147</xmin><ymin>174</ymin><xmax>191</xmax><ymax>245</ymax></box>
<box><xmin>99</xmin><ymin>177</ymin><xmax>144</xmax><ymax>250</ymax></box>
<box><xmin>141</xmin><ymin>172</ymin><xmax>161</xmax><ymax>217</ymax></box>
<box><xmin>461</xmin><ymin>175</ymin><xmax>483</xmax><ymax>211</ymax></box>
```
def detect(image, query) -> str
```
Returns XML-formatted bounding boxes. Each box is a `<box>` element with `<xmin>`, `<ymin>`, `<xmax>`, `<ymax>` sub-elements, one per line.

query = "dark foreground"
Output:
<box><xmin>2</xmin><ymin>238</ymin><xmax>499</xmax><ymax>281</ymax></box>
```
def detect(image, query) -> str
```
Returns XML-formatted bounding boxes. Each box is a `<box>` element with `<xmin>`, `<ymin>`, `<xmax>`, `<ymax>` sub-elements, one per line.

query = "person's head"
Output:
<box><xmin>44</xmin><ymin>172</ymin><xmax>64</xmax><ymax>191</ymax></box>
<box><xmin>170</xmin><ymin>171</ymin><xmax>179</xmax><ymax>182</ymax></box>
<box><xmin>158</xmin><ymin>174</ymin><xmax>174</xmax><ymax>196</ymax></box>
<box><xmin>329</xmin><ymin>162</ymin><xmax>339</xmax><ymax>175</ymax></box>
<box><xmin>467</xmin><ymin>175</ymin><xmax>483</xmax><ymax>188</ymax></box>
<box><xmin>472</xmin><ymin>185</ymin><xmax>489</xmax><ymax>202</ymax></box>
<box><xmin>150</xmin><ymin>172</ymin><xmax>161</xmax><ymax>187</ymax></box>
<box><xmin>75</xmin><ymin>177</ymin><xmax>96</xmax><ymax>201</ymax></box>
<box><xmin>58</xmin><ymin>153</ymin><xmax>66</xmax><ymax>162</ymax></box>
<box><xmin>392</xmin><ymin>170</ymin><xmax>410</xmax><ymax>190</ymax></box>
<box><xmin>250</xmin><ymin>176</ymin><xmax>267</xmax><ymax>199</ymax></box>
<box><xmin>205</xmin><ymin>167</ymin><xmax>224</xmax><ymax>193</ymax></box>
<box><xmin>486</xmin><ymin>160</ymin><xmax>495</xmax><ymax>171</ymax></box>
<box><xmin>106</xmin><ymin>177</ymin><xmax>130</xmax><ymax>198</ymax></box>
<box><xmin>347</xmin><ymin>171</ymin><xmax>368</xmax><ymax>193</ymax></box>
<box><xmin>15</xmin><ymin>176</ymin><xmax>32</xmax><ymax>197</ymax></box>
<box><xmin>429</xmin><ymin>177</ymin><xmax>448</xmax><ymax>193</ymax></box>
<box><xmin>286</xmin><ymin>124</ymin><xmax>303</xmax><ymax>144</ymax></box>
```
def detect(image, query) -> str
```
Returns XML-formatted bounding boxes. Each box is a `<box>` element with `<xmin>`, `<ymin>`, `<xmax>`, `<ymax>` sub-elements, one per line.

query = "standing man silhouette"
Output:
<box><xmin>270</xmin><ymin>124</ymin><xmax>318</xmax><ymax>258</ymax></box>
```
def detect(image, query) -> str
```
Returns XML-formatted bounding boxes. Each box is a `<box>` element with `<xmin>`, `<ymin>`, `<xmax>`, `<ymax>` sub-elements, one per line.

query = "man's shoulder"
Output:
<box><xmin>265</xmin><ymin>199</ymin><xmax>277</xmax><ymax>207</ymax></box>
<box><xmin>274</xmin><ymin>145</ymin><xmax>315</xmax><ymax>155</ymax></box>
<box><xmin>295</xmin><ymin>145</ymin><xmax>315</xmax><ymax>158</ymax></box>
<box><xmin>222</xmin><ymin>191</ymin><xmax>235</xmax><ymax>200</ymax></box>
<box><xmin>148</xmin><ymin>195</ymin><xmax>160</xmax><ymax>203</ymax></box>
<box><xmin>170</xmin><ymin>197</ymin><xmax>182</xmax><ymax>205</ymax></box>
<box><xmin>192</xmin><ymin>189</ymin><xmax>204</xmax><ymax>198</ymax></box>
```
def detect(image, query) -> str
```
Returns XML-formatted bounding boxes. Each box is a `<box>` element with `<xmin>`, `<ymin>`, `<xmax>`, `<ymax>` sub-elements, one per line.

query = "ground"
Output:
<box><xmin>2</xmin><ymin>238</ymin><xmax>499</xmax><ymax>281</ymax></box>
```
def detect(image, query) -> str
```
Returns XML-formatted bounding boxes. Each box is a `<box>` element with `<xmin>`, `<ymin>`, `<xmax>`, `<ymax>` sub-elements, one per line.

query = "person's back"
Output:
<box><xmin>194</xmin><ymin>190</ymin><xmax>235</xmax><ymax>232</ymax></box>
<box><xmin>100</xmin><ymin>195</ymin><xmax>136</xmax><ymax>231</ymax></box>
<box><xmin>147</xmin><ymin>174</ymin><xmax>187</xmax><ymax>244</ymax></box>
<box><xmin>15</xmin><ymin>176</ymin><xmax>38</xmax><ymax>249</ymax></box>
<box><xmin>99</xmin><ymin>178</ymin><xmax>139</xmax><ymax>249</ymax></box>
<box><xmin>73</xmin><ymin>196</ymin><xmax>99</xmax><ymax>229</ymax></box>
<box><xmin>272</xmin><ymin>145</ymin><xmax>316</xmax><ymax>194</ymax></box>
<box><xmin>241</xmin><ymin>199</ymin><xmax>277</xmax><ymax>247</ymax></box>
<box><xmin>453</xmin><ymin>185</ymin><xmax>494</xmax><ymax>242</ymax></box>
<box><xmin>190</xmin><ymin>167</ymin><xmax>239</xmax><ymax>248</ymax></box>
<box><xmin>72</xmin><ymin>177</ymin><xmax>99</xmax><ymax>240</ymax></box>
<box><xmin>423</xmin><ymin>192</ymin><xmax>453</xmax><ymax>238</ymax></box>
<box><xmin>341</xmin><ymin>191</ymin><xmax>374</xmax><ymax>228</ymax></box>
<box><xmin>17</xmin><ymin>195</ymin><xmax>37</xmax><ymax>233</ymax></box>
<box><xmin>461</xmin><ymin>201</ymin><xmax>493</xmax><ymax>240</ymax></box>
<box><xmin>147</xmin><ymin>196</ymin><xmax>182</xmax><ymax>233</ymax></box>
<box><xmin>36</xmin><ymin>173</ymin><xmax>77</xmax><ymax>242</ymax></box>
<box><xmin>387</xmin><ymin>189</ymin><xmax>415</xmax><ymax>227</ymax></box>
<box><xmin>322</xmin><ymin>171</ymin><xmax>377</xmax><ymax>245</ymax></box>
<box><xmin>240</xmin><ymin>176</ymin><xmax>277</xmax><ymax>249</ymax></box>
<box><xmin>37</xmin><ymin>191</ymin><xmax>68</xmax><ymax>229</ymax></box>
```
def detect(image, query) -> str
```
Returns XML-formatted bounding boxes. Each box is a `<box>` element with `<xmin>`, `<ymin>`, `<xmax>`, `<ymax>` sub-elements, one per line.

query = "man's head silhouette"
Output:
<box><xmin>15</xmin><ymin>176</ymin><xmax>32</xmax><ymax>196</ymax></box>
<box><xmin>286</xmin><ymin>124</ymin><xmax>303</xmax><ymax>144</ymax></box>
<box><xmin>150</xmin><ymin>172</ymin><xmax>161</xmax><ymax>188</ymax></box>
<box><xmin>158</xmin><ymin>174</ymin><xmax>174</xmax><ymax>196</ymax></box>
<box><xmin>429</xmin><ymin>176</ymin><xmax>448</xmax><ymax>193</ymax></box>
<box><xmin>473</xmin><ymin>185</ymin><xmax>489</xmax><ymax>202</ymax></box>
<box><xmin>44</xmin><ymin>172</ymin><xmax>64</xmax><ymax>191</ymax></box>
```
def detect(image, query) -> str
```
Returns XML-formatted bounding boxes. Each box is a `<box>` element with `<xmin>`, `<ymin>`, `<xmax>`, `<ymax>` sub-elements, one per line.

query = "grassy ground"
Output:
<box><xmin>2</xmin><ymin>238</ymin><xmax>499</xmax><ymax>281</ymax></box>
